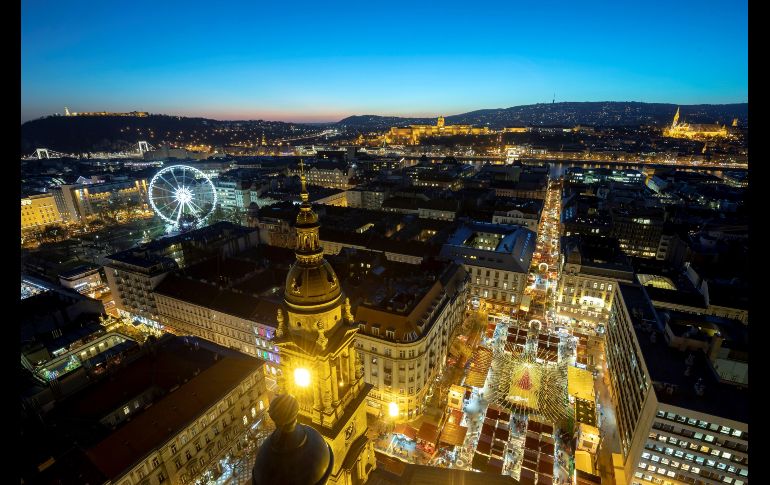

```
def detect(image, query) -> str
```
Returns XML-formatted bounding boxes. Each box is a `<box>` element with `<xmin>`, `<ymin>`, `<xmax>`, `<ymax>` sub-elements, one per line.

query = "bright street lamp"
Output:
<box><xmin>294</xmin><ymin>368</ymin><xmax>311</xmax><ymax>388</ymax></box>
<box><xmin>388</xmin><ymin>402</ymin><xmax>399</xmax><ymax>417</ymax></box>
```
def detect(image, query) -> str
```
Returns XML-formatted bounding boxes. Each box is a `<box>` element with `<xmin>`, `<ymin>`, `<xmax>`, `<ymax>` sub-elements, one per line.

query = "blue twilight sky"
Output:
<box><xmin>21</xmin><ymin>0</ymin><xmax>748</xmax><ymax>123</ymax></box>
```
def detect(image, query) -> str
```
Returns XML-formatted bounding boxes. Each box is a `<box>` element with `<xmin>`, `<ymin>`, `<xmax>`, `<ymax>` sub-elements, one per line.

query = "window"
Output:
<box><xmin>175</xmin><ymin>459</ymin><xmax>182</xmax><ymax>470</ymax></box>
<box><xmin>171</xmin><ymin>444</ymin><xmax>177</xmax><ymax>454</ymax></box>
<box><xmin>186</xmin><ymin>450</ymin><xmax>192</xmax><ymax>460</ymax></box>
<box><xmin>152</xmin><ymin>457</ymin><xmax>159</xmax><ymax>468</ymax></box>
<box><xmin>158</xmin><ymin>472</ymin><xmax>167</xmax><ymax>482</ymax></box>
<box><xmin>123</xmin><ymin>406</ymin><xmax>130</xmax><ymax>415</ymax></box>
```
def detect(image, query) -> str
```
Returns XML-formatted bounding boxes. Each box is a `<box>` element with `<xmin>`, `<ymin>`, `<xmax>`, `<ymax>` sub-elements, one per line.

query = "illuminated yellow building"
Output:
<box><xmin>21</xmin><ymin>194</ymin><xmax>62</xmax><ymax>232</ymax></box>
<box><xmin>273</xmin><ymin>172</ymin><xmax>376</xmax><ymax>485</ymax></box>
<box><xmin>663</xmin><ymin>107</ymin><xmax>728</xmax><ymax>140</ymax></box>
<box><xmin>383</xmin><ymin>116</ymin><xmax>491</xmax><ymax>144</ymax></box>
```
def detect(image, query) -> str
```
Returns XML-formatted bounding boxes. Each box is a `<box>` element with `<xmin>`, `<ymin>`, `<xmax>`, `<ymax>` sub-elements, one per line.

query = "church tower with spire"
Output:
<box><xmin>672</xmin><ymin>107</ymin><xmax>680</xmax><ymax>128</ymax></box>
<box><xmin>273</xmin><ymin>161</ymin><xmax>376</xmax><ymax>485</ymax></box>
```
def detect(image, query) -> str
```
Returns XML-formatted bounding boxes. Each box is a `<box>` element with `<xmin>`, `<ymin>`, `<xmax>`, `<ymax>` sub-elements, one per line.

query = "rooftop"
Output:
<box><xmin>85</xmin><ymin>338</ymin><xmax>263</xmax><ymax>479</ymax></box>
<box><xmin>618</xmin><ymin>284</ymin><xmax>748</xmax><ymax>424</ymax></box>
<box><xmin>58</xmin><ymin>263</ymin><xmax>101</xmax><ymax>280</ymax></box>
<box><xmin>369</xmin><ymin>451</ymin><xmax>519</xmax><ymax>485</ymax></box>
<box><xmin>351</xmin><ymin>262</ymin><xmax>466</xmax><ymax>343</ymax></box>
<box><xmin>442</xmin><ymin>222</ymin><xmax>536</xmax><ymax>272</ymax></box>
<box><xmin>106</xmin><ymin>221</ymin><xmax>254</xmax><ymax>268</ymax></box>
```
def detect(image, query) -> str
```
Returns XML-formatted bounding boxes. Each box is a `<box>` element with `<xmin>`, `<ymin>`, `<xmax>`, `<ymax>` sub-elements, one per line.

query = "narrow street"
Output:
<box><xmin>523</xmin><ymin>179</ymin><xmax>563</xmax><ymax>330</ymax></box>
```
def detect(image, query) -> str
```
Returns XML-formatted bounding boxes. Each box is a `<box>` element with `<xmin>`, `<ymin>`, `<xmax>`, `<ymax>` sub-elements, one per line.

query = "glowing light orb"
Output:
<box><xmin>388</xmin><ymin>402</ymin><xmax>399</xmax><ymax>417</ymax></box>
<box><xmin>294</xmin><ymin>368</ymin><xmax>311</xmax><ymax>388</ymax></box>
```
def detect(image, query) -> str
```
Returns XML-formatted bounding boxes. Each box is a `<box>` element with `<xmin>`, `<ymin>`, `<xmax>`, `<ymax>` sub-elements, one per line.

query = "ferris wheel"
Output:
<box><xmin>148</xmin><ymin>165</ymin><xmax>217</xmax><ymax>229</ymax></box>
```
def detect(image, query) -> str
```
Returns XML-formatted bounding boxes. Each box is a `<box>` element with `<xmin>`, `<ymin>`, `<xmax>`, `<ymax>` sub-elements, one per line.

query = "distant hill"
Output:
<box><xmin>20</xmin><ymin>115</ymin><xmax>320</xmax><ymax>155</ymax></box>
<box><xmin>21</xmin><ymin>102</ymin><xmax>747</xmax><ymax>154</ymax></box>
<box><xmin>337</xmin><ymin>102</ymin><xmax>748</xmax><ymax>131</ymax></box>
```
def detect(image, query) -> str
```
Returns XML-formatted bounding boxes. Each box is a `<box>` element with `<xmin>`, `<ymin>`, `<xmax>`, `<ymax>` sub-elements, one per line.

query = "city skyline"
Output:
<box><xmin>22</xmin><ymin>0</ymin><xmax>747</xmax><ymax>123</ymax></box>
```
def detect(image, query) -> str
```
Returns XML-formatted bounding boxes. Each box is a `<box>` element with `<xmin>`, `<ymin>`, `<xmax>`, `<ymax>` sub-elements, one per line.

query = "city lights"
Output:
<box><xmin>20</xmin><ymin>5</ymin><xmax>748</xmax><ymax>482</ymax></box>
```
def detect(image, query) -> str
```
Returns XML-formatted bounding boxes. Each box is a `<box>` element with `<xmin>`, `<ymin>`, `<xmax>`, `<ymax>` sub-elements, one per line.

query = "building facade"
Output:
<box><xmin>153</xmin><ymin>276</ymin><xmax>282</xmax><ymax>376</ymax></box>
<box><xmin>606</xmin><ymin>283</ymin><xmax>749</xmax><ymax>485</ymax></box>
<box><xmin>556</xmin><ymin>236</ymin><xmax>634</xmax><ymax>330</ymax></box>
<box><xmin>51</xmin><ymin>179</ymin><xmax>149</xmax><ymax>222</ymax></box>
<box><xmin>663</xmin><ymin>108</ymin><xmax>729</xmax><ymax>140</ymax></box>
<box><xmin>104</xmin><ymin>222</ymin><xmax>258</xmax><ymax>326</ymax></box>
<box><xmin>440</xmin><ymin>223</ymin><xmax>535</xmax><ymax>314</ymax></box>
<box><xmin>491</xmin><ymin>207</ymin><xmax>541</xmax><ymax>231</ymax></box>
<box><xmin>214</xmin><ymin>178</ymin><xmax>252</xmax><ymax>209</ymax></box>
<box><xmin>353</xmin><ymin>263</ymin><xmax>469</xmax><ymax>421</ymax></box>
<box><xmin>86</xmin><ymin>338</ymin><xmax>270</xmax><ymax>485</ymax></box>
<box><xmin>21</xmin><ymin>193</ymin><xmax>63</xmax><ymax>232</ymax></box>
<box><xmin>287</xmin><ymin>161</ymin><xmax>355</xmax><ymax>190</ymax></box>
<box><xmin>611</xmin><ymin>208</ymin><xmax>665</xmax><ymax>259</ymax></box>
<box><xmin>383</xmin><ymin>116</ymin><xmax>491</xmax><ymax>145</ymax></box>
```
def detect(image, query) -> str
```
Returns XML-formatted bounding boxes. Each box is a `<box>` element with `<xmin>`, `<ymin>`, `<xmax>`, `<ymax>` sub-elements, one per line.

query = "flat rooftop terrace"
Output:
<box><xmin>619</xmin><ymin>284</ymin><xmax>748</xmax><ymax>424</ymax></box>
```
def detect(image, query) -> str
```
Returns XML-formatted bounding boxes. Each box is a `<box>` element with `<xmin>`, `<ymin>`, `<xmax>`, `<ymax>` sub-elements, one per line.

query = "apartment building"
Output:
<box><xmin>43</xmin><ymin>336</ymin><xmax>269</xmax><ymax>485</ymax></box>
<box><xmin>556</xmin><ymin>235</ymin><xmax>634</xmax><ymax>330</ymax></box>
<box><xmin>287</xmin><ymin>160</ymin><xmax>355</xmax><ymax>189</ymax></box>
<box><xmin>440</xmin><ymin>222</ymin><xmax>535</xmax><ymax>314</ymax></box>
<box><xmin>21</xmin><ymin>193</ymin><xmax>63</xmax><ymax>232</ymax></box>
<box><xmin>606</xmin><ymin>283</ymin><xmax>749</xmax><ymax>485</ymax></box>
<box><xmin>152</xmin><ymin>249</ymin><xmax>296</xmax><ymax>375</ymax></box>
<box><xmin>51</xmin><ymin>178</ymin><xmax>149</xmax><ymax>222</ymax></box>
<box><xmin>104</xmin><ymin>222</ymin><xmax>258</xmax><ymax>325</ymax></box>
<box><xmin>352</xmin><ymin>262</ymin><xmax>469</xmax><ymax>421</ymax></box>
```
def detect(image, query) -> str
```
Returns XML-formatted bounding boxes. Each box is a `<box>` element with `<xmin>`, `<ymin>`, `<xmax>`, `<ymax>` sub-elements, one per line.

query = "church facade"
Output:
<box><xmin>663</xmin><ymin>107</ymin><xmax>729</xmax><ymax>140</ymax></box>
<box><xmin>272</xmin><ymin>167</ymin><xmax>376</xmax><ymax>485</ymax></box>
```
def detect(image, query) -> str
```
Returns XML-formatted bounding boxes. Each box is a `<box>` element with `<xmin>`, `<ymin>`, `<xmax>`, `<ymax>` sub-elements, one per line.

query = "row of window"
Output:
<box><xmin>642</xmin><ymin>446</ymin><xmax>747</xmax><ymax>475</ymax></box>
<box><xmin>472</xmin><ymin>287</ymin><xmax>517</xmax><ymax>303</ymax></box>
<box><xmin>643</xmin><ymin>443</ymin><xmax>748</xmax><ymax>476</ymax></box>
<box><xmin>656</xmin><ymin>410</ymin><xmax>747</xmax><ymax>440</ymax></box>
<box><xmin>652</xmin><ymin>422</ymin><xmax>748</xmax><ymax>456</ymax></box>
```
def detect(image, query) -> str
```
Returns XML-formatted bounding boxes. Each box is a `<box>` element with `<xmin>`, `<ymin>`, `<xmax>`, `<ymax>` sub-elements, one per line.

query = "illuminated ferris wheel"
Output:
<box><xmin>148</xmin><ymin>164</ymin><xmax>217</xmax><ymax>229</ymax></box>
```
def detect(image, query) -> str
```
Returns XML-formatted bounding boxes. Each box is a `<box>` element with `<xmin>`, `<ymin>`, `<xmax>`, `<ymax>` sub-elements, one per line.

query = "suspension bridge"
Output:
<box><xmin>22</xmin><ymin>141</ymin><xmax>157</xmax><ymax>160</ymax></box>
